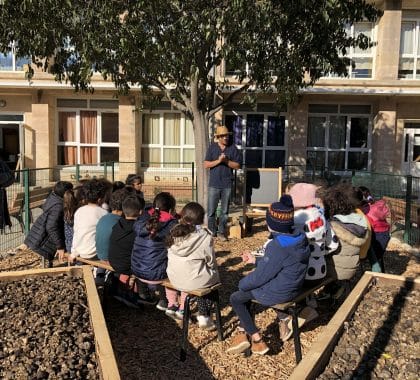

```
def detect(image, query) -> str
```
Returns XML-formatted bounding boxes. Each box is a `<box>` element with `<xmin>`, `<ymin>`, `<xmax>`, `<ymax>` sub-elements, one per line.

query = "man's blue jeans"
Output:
<box><xmin>207</xmin><ymin>186</ymin><xmax>231</xmax><ymax>236</ymax></box>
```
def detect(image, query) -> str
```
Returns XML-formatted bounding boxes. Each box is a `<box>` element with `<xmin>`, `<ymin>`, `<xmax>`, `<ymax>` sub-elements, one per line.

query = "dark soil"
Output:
<box><xmin>318</xmin><ymin>283</ymin><xmax>420</xmax><ymax>380</ymax></box>
<box><xmin>0</xmin><ymin>274</ymin><xmax>99</xmax><ymax>380</ymax></box>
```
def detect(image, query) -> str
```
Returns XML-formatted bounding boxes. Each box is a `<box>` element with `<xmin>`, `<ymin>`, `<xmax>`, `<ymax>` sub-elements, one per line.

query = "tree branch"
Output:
<box><xmin>207</xmin><ymin>83</ymin><xmax>251</xmax><ymax>119</ymax></box>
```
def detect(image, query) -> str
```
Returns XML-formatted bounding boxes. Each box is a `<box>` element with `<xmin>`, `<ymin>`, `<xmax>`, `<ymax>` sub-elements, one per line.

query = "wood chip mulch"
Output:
<box><xmin>0</xmin><ymin>219</ymin><xmax>419</xmax><ymax>379</ymax></box>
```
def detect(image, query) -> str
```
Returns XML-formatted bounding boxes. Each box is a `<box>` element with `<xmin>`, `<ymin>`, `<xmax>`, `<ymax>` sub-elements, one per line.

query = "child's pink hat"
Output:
<box><xmin>288</xmin><ymin>183</ymin><xmax>318</xmax><ymax>208</ymax></box>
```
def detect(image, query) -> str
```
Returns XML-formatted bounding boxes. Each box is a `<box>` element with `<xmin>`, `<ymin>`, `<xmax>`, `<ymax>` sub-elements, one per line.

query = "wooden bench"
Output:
<box><xmin>161</xmin><ymin>279</ymin><xmax>224</xmax><ymax>361</ymax></box>
<box><xmin>8</xmin><ymin>186</ymin><xmax>54</xmax><ymax>232</ymax></box>
<box><xmin>382</xmin><ymin>196</ymin><xmax>420</xmax><ymax>229</ymax></box>
<box><xmin>252</xmin><ymin>277</ymin><xmax>333</xmax><ymax>364</ymax></box>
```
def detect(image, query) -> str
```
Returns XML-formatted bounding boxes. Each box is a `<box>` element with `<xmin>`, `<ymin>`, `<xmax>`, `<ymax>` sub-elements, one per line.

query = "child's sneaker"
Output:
<box><xmin>197</xmin><ymin>315</ymin><xmax>217</xmax><ymax>331</ymax></box>
<box><xmin>226</xmin><ymin>331</ymin><xmax>250</xmax><ymax>354</ymax></box>
<box><xmin>251</xmin><ymin>339</ymin><xmax>269</xmax><ymax>355</ymax></box>
<box><xmin>165</xmin><ymin>305</ymin><xmax>178</xmax><ymax>317</ymax></box>
<box><xmin>279</xmin><ymin>316</ymin><xmax>293</xmax><ymax>342</ymax></box>
<box><xmin>156</xmin><ymin>299</ymin><xmax>168</xmax><ymax>311</ymax></box>
<box><xmin>175</xmin><ymin>308</ymin><xmax>184</xmax><ymax>320</ymax></box>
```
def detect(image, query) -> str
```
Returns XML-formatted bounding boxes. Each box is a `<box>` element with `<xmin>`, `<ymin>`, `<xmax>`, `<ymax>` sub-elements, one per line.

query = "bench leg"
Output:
<box><xmin>180</xmin><ymin>294</ymin><xmax>192</xmax><ymax>361</ymax></box>
<box><xmin>209</xmin><ymin>289</ymin><xmax>224</xmax><ymax>341</ymax></box>
<box><xmin>289</xmin><ymin>306</ymin><xmax>303</xmax><ymax>363</ymax></box>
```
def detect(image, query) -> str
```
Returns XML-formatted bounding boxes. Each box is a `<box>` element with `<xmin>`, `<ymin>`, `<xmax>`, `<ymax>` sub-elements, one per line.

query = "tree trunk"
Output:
<box><xmin>192</xmin><ymin>114</ymin><xmax>209</xmax><ymax>208</ymax></box>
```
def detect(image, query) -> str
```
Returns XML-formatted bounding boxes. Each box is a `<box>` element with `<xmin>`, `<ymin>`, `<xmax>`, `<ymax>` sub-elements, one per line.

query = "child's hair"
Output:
<box><xmin>358</xmin><ymin>186</ymin><xmax>373</xmax><ymax>203</ymax></box>
<box><xmin>112</xmin><ymin>181</ymin><xmax>126</xmax><ymax>192</ymax></box>
<box><xmin>109</xmin><ymin>188</ymin><xmax>130</xmax><ymax>211</ymax></box>
<box><xmin>53</xmin><ymin>181</ymin><xmax>73</xmax><ymax>198</ymax></box>
<box><xmin>82</xmin><ymin>179</ymin><xmax>109</xmax><ymax>204</ymax></box>
<box><xmin>181</xmin><ymin>202</ymin><xmax>205</xmax><ymax>225</ymax></box>
<box><xmin>146</xmin><ymin>192</ymin><xmax>176</xmax><ymax>239</ymax></box>
<box><xmin>63</xmin><ymin>189</ymin><xmax>79</xmax><ymax>223</ymax></box>
<box><xmin>122</xmin><ymin>195</ymin><xmax>144</xmax><ymax>218</ymax></box>
<box><xmin>165</xmin><ymin>202</ymin><xmax>204</xmax><ymax>247</ymax></box>
<box><xmin>74</xmin><ymin>184</ymin><xmax>86</xmax><ymax>206</ymax></box>
<box><xmin>98</xmin><ymin>178</ymin><xmax>113</xmax><ymax>205</ymax></box>
<box><xmin>126</xmin><ymin>174</ymin><xmax>143</xmax><ymax>186</ymax></box>
<box><xmin>321</xmin><ymin>183</ymin><xmax>358</xmax><ymax>219</ymax></box>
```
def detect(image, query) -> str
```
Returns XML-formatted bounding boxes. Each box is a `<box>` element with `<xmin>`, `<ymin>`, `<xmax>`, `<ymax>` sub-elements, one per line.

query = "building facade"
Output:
<box><xmin>0</xmin><ymin>0</ymin><xmax>419</xmax><ymax>181</ymax></box>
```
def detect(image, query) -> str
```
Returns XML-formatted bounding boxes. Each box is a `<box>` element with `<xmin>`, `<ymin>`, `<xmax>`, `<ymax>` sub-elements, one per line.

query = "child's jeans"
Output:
<box><xmin>230</xmin><ymin>290</ymin><xmax>259</xmax><ymax>335</ymax></box>
<box><xmin>371</xmin><ymin>231</ymin><xmax>390</xmax><ymax>272</ymax></box>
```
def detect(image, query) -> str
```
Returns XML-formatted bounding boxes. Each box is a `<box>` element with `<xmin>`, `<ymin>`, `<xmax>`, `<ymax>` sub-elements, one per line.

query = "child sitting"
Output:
<box><xmin>165</xmin><ymin>202</ymin><xmax>220</xmax><ymax>330</ymax></box>
<box><xmin>126</xmin><ymin>174</ymin><xmax>144</xmax><ymax>198</ymax></box>
<box><xmin>362</xmin><ymin>187</ymin><xmax>390</xmax><ymax>273</ymax></box>
<box><xmin>321</xmin><ymin>183</ymin><xmax>369</xmax><ymax>297</ymax></box>
<box><xmin>108</xmin><ymin>194</ymin><xmax>145</xmax><ymax>307</ymax></box>
<box><xmin>289</xmin><ymin>183</ymin><xmax>339</xmax><ymax>283</ymax></box>
<box><xmin>24</xmin><ymin>181</ymin><xmax>73</xmax><ymax>268</ymax></box>
<box><xmin>69</xmin><ymin>179</ymin><xmax>109</xmax><ymax>263</ymax></box>
<box><xmin>131</xmin><ymin>192</ymin><xmax>178</xmax><ymax>310</ymax></box>
<box><xmin>96</xmin><ymin>188</ymin><xmax>131</xmax><ymax>261</ymax></box>
<box><xmin>226</xmin><ymin>195</ymin><xmax>310</xmax><ymax>356</ymax></box>
<box><xmin>277</xmin><ymin>183</ymin><xmax>339</xmax><ymax>341</ymax></box>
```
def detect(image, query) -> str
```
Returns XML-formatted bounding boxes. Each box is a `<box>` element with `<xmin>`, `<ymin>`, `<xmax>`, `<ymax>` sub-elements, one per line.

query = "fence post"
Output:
<box><xmin>191</xmin><ymin>162</ymin><xmax>195</xmax><ymax>201</ymax></box>
<box><xmin>75</xmin><ymin>164</ymin><xmax>80</xmax><ymax>182</ymax></box>
<box><xmin>111</xmin><ymin>161</ymin><xmax>115</xmax><ymax>182</ymax></box>
<box><xmin>23</xmin><ymin>168</ymin><xmax>30</xmax><ymax>235</ymax></box>
<box><xmin>104</xmin><ymin>162</ymin><xmax>108</xmax><ymax>179</ymax></box>
<box><xmin>404</xmin><ymin>175</ymin><xmax>413</xmax><ymax>243</ymax></box>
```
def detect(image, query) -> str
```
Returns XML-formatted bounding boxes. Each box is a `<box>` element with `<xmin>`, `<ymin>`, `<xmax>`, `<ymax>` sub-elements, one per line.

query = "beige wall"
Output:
<box><xmin>375</xmin><ymin>1</ymin><xmax>402</xmax><ymax>80</ymax></box>
<box><xmin>372</xmin><ymin>98</ymin><xmax>398</xmax><ymax>172</ymax></box>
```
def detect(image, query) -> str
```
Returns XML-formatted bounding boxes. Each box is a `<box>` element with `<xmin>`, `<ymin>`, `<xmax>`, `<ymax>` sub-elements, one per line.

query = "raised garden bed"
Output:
<box><xmin>290</xmin><ymin>272</ymin><xmax>420</xmax><ymax>380</ymax></box>
<box><xmin>0</xmin><ymin>266</ymin><xmax>119</xmax><ymax>380</ymax></box>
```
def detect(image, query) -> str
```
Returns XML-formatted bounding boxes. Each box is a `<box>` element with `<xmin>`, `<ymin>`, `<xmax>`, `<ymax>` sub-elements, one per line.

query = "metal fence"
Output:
<box><xmin>1</xmin><ymin>163</ymin><xmax>419</xmax><ymax>255</ymax></box>
<box><xmin>352</xmin><ymin>171</ymin><xmax>420</xmax><ymax>245</ymax></box>
<box><xmin>0</xmin><ymin>162</ymin><xmax>196</xmax><ymax>255</ymax></box>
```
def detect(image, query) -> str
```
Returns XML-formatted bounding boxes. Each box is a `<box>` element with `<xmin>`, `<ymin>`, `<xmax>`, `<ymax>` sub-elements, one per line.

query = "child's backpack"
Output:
<box><xmin>0</xmin><ymin>160</ymin><xmax>15</xmax><ymax>188</ymax></box>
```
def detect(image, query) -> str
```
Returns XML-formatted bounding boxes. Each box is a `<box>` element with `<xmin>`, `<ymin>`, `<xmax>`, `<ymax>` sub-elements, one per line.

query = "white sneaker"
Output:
<box><xmin>197</xmin><ymin>315</ymin><xmax>217</xmax><ymax>331</ymax></box>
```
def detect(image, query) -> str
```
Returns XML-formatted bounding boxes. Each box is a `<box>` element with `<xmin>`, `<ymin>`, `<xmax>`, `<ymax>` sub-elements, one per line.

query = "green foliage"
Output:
<box><xmin>0</xmin><ymin>0</ymin><xmax>381</xmax><ymax>116</ymax></box>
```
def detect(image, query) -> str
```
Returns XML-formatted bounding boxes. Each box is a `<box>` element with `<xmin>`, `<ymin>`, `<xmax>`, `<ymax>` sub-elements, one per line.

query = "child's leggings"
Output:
<box><xmin>165</xmin><ymin>288</ymin><xmax>214</xmax><ymax>315</ymax></box>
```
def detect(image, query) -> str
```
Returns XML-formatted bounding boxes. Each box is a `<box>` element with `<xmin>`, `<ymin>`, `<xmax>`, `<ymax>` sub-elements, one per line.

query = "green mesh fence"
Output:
<box><xmin>0</xmin><ymin>162</ymin><xmax>196</xmax><ymax>255</ymax></box>
<box><xmin>2</xmin><ymin>165</ymin><xmax>419</xmax><ymax>254</ymax></box>
<box><xmin>352</xmin><ymin>171</ymin><xmax>420</xmax><ymax>246</ymax></box>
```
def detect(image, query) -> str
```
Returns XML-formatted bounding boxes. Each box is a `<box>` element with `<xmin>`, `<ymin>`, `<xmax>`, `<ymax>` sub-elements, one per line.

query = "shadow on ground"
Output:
<box><xmin>105</xmin><ymin>298</ymin><xmax>216</xmax><ymax>380</ymax></box>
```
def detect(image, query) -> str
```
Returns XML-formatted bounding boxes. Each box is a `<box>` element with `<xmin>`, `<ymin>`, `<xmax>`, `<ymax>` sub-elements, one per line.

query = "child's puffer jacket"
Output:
<box><xmin>131</xmin><ymin>209</ymin><xmax>177</xmax><ymax>281</ymax></box>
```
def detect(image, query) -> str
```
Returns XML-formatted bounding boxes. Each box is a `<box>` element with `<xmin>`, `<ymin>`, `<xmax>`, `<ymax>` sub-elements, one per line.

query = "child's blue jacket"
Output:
<box><xmin>131</xmin><ymin>212</ymin><xmax>177</xmax><ymax>281</ymax></box>
<box><xmin>239</xmin><ymin>231</ymin><xmax>310</xmax><ymax>305</ymax></box>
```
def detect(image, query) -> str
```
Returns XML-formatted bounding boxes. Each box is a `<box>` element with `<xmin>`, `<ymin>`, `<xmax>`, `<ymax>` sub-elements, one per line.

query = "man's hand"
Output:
<box><xmin>219</xmin><ymin>153</ymin><xmax>228</xmax><ymax>163</ymax></box>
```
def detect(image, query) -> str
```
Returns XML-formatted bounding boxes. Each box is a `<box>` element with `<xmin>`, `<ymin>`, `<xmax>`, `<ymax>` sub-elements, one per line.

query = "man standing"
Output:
<box><xmin>204</xmin><ymin>125</ymin><xmax>241</xmax><ymax>241</ymax></box>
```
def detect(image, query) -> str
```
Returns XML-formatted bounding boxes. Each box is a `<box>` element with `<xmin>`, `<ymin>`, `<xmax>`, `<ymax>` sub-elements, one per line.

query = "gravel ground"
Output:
<box><xmin>0</xmin><ymin>219</ymin><xmax>419</xmax><ymax>379</ymax></box>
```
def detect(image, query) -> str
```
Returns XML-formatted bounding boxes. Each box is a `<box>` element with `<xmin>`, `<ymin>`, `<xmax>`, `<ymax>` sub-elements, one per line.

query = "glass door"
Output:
<box><xmin>403</xmin><ymin>122</ymin><xmax>420</xmax><ymax>176</ymax></box>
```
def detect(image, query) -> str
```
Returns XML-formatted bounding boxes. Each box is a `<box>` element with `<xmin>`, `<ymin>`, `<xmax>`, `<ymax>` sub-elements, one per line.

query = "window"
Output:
<box><xmin>57</xmin><ymin>103</ymin><xmax>119</xmax><ymax>165</ymax></box>
<box><xmin>0</xmin><ymin>42</ymin><xmax>30</xmax><ymax>71</ymax></box>
<box><xmin>224</xmin><ymin>108</ymin><xmax>286</xmax><ymax>168</ymax></box>
<box><xmin>399</xmin><ymin>20</ymin><xmax>420</xmax><ymax>79</ymax></box>
<box><xmin>307</xmin><ymin>104</ymin><xmax>371</xmax><ymax>172</ymax></box>
<box><xmin>141</xmin><ymin>112</ymin><xmax>195</xmax><ymax>168</ymax></box>
<box><xmin>323</xmin><ymin>22</ymin><xmax>375</xmax><ymax>79</ymax></box>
